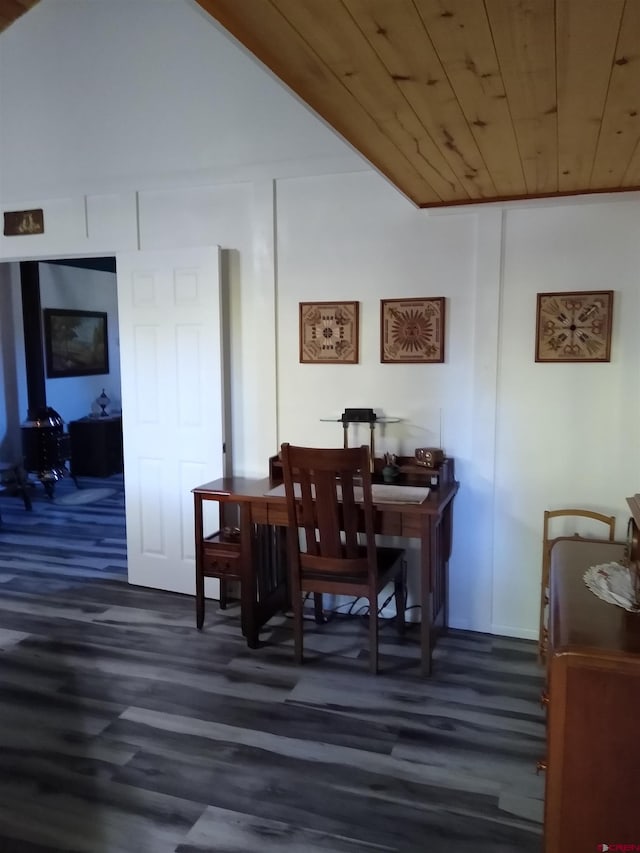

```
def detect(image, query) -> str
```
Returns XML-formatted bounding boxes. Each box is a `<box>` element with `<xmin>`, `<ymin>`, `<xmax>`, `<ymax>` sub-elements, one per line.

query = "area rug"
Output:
<box><xmin>55</xmin><ymin>487</ymin><xmax>118</xmax><ymax>506</ymax></box>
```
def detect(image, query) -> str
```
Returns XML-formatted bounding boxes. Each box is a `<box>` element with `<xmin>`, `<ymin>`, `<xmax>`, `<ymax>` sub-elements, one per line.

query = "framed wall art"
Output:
<box><xmin>299</xmin><ymin>301</ymin><xmax>359</xmax><ymax>364</ymax></box>
<box><xmin>535</xmin><ymin>290</ymin><xmax>613</xmax><ymax>363</ymax></box>
<box><xmin>44</xmin><ymin>308</ymin><xmax>109</xmax><ymax>378</ymax></box>
<box><xmin>380</xmin><ymin>297</ymin><xmax>445</xmax><ymax>364</ymax></box>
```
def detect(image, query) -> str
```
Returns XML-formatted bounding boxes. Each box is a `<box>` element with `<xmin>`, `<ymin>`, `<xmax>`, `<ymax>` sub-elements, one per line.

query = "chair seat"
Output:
<box><xmin>303</xmin><ymin>546</ymin><xmax>404</xmax><ymax>586</ymax></box>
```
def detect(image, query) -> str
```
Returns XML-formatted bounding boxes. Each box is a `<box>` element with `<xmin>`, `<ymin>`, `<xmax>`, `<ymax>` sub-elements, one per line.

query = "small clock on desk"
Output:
<box><xmin>415</xmin><ymin>447</ymin><xmax>444</xmax><ymax>469</ymax></box>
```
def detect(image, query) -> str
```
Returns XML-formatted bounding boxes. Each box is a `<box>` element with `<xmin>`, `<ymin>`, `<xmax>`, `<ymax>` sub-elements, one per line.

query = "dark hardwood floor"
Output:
<box><xmin>0</xmin><ymin>474</ymin><xmax>545</xmax><ymax>852</ymax></box>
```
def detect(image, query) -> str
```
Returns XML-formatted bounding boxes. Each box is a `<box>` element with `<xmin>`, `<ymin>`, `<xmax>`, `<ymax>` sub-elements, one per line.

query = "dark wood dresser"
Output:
<box><xmin>69</xmin><ymin>415</ymin><xmax>124</xmax><ymax>478</ymax></box>
<box><xmin>545</xmin><ymin>535</ymin><xmax>640</xmax><ymax>851</ymax></box>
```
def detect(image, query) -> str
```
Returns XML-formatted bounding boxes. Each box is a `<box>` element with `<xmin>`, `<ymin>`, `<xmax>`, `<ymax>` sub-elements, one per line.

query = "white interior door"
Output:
<box><xmin>116</xmin><ymin>247</ymin><xmax>224</xmax><ymax>595</ymax></box>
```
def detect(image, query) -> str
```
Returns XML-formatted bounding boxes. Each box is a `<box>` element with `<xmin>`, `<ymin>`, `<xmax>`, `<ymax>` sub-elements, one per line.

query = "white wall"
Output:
<box><xmin>1</xmin><ymin>0</ymin><xmax>639</xmax><ymax>638</ymax></box>
<box><xmin>275</xmin><ymin>172</ymin><xmax>479</xmax><ymax>623</ymax></box>
<box><xmin>0</xmin><ymin>0</ymin><xmax>365</xmax><ymax>203</ymax></box>
<box><xmin>492</xmin><ymin>200</ymin><xmax>640</xmax><ymax>635</ymax></box>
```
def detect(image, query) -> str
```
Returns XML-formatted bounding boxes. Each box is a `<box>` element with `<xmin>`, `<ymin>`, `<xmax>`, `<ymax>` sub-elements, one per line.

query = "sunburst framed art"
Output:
<box><xmin>535</xmin><ymin>290</ymin><xmax>613</xmax><ymax>362</ymax></box>
<box><xmin>380</xmin><ymin>297</ymin><xmax>445</xmax><ymax>363</ymax></box>
<box><xmin>299</xmin><ymin>301</ymin><xmax>359</xmax><ymax>364</ymax></box>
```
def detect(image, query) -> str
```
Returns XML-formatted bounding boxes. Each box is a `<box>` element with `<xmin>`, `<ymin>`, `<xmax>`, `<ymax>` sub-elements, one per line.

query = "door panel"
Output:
<box><xmin>117</xmin><ymin>247</ymin><xmax>224</xmax><ymax>596</ymax></box>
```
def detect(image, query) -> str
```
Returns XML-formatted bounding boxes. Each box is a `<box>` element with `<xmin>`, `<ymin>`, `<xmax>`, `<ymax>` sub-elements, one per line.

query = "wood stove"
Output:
<box><xmin>21</xmin><ymin>407</ymin><xmax>71</xmax><ymax>498</ymax></box>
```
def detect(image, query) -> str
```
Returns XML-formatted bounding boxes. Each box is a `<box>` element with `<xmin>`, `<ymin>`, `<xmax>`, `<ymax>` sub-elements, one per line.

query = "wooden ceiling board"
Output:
<box><xmin>273</xmin><ymin>0</ymin><xmax>467</xmax><ymax>201</ymax></box>
<box><xmin>4</xmin><ymin>0</ymin><xmax>640</xmax><ymax>208</ymax></box>
<box><xmin>195</xmin><ymin>0</ymin><xmax>441</xmax><ymax>205</ymax></box>
<box><xmin>0</xmin><ymin>0</ymin><xmax>39</xmax><ymax>33</ymax></box>
<box><xmin>412</xmin><ymin>0</ymin><xmax>526</xmax><ymax>196</ymax></box>
<box><xmin>591</xmin><ymin>0</ymin><xmax>640</xmax><ymax>188</ymax></box>
<box><xmin>344</xmin><ymin>0</ymin><xmax>494</xmax><ymax>200</ymax></box>
<box><xmin>556</xmin><ymin>0</ymin><xmax>624</xmax><ymax>192</ymax></box>
<box><xmin>485</xmin><ymin>0</ymin><xmax>558</xmax><ymax>196</ymax></box>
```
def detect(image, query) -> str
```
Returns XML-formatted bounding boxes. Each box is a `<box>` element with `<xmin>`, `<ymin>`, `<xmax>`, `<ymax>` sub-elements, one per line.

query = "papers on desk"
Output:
<box><xmin>264</xmin><ymin>482</ymin><xmax>429</xmax><ymax>504</ymax></box>
<box><xmin>371</xmin><ymin>484</ymin><xmax>430</xmax><ymax>504</ymax></box>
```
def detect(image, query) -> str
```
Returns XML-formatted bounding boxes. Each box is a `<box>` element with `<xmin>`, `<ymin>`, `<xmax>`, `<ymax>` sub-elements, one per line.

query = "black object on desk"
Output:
<box><xmin>69</xmin><ymin>415</ymin><xmax>123</xmax><ymax>478</ymax></box>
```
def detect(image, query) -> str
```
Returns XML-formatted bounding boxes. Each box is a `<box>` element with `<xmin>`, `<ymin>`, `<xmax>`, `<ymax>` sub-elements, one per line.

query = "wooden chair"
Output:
<box><xmin>538</xmin><ymin>508</ymin><xmax>616</xmax><ymax>661</ymax></box>
<box><xmin>280</xmin><ymin>442</ymin><xmax>406</xmax><ymax>674</ymax></box>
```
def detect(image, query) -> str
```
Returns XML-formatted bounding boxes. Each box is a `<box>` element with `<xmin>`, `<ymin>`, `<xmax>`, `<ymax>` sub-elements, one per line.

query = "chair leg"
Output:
<box><xmin>369</xmin><ymin>593</ymin><xmax>379</xmax><ymax>674</ymax></box>
<box><xmin>394</xmin><ymin>565</ymin><xmax>406</xmax><ymax>636</ymax></box>
<box><xmin>219</xmin><ymin>578</ymin><xmax>228</xmax><ymax>610</ymax></box>
<box><xmin>15</xmin><ymin>464</ymin><xmax>32</xmax><ymax>511</ymax></box>
<box><xmin>313</xmin><ymin>592</ymin><xmax>324</xmax><ymax>624</ymax></box>
<box><xmin>292</xmin><ymin>589</ymin><xmax>304</xmax><ymax>664</ymax></box>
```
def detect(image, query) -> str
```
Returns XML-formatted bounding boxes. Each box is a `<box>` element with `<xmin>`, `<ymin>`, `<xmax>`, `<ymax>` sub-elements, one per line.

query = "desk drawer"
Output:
<box><xmin>251</xmin><ymin>501</ymin><xmax>270</xmax><ymax>525</ymax></box>
<box><xmin>267</xmin><ymin>504</ymin><xmax>288</xmax><ymax>526</ymax></box>
<box><xmin>202</xmin><ymin>547</ymin><xmax>242</xmax><ymax>578</ymax></box>
<box><xmin>377</xmin><ymin>510</ymin><xmax>402</xmax><ymax>536</ymax></box>
<box><xmin>401</xmin><ymin>515</ymin><xmax>424</xmax><ymax>538</ymax></box>
<box><xmin>202</xmin><ymin>535</ymin><xmax>242</xmax><ymax>578</ymax></box>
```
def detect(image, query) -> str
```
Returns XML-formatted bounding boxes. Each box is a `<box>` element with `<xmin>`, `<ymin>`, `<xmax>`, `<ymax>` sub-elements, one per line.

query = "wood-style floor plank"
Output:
<box><xmin>0</xmin><ymin>476</ymin><xmax>545</xmax><ymax>852</ymax></box>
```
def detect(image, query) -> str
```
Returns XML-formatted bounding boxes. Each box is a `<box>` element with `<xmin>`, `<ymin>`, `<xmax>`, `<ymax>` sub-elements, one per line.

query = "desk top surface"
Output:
<box><xmin>193</xmin><ymin>475</ymin><xmax>458</xmax><ymax>514</ymax></box>
<box><xmin>550</xmin><ymin>540</ymin><xmax>640</xmax><ymax>658</ymax></box>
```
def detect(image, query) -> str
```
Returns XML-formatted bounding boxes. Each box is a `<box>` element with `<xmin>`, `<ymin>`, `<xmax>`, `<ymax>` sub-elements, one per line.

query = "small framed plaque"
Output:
<box><xmin>3</xmin><ymin>208</ymin><xmax>44</xmax><ymax>236</ymax></box>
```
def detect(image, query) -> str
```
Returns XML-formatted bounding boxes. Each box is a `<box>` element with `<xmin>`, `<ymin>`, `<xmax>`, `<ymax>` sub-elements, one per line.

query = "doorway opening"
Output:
<box><xmin>0</xmin><ymin>254</ymin><xmax>123</xmax><ymax>514</ymax></box>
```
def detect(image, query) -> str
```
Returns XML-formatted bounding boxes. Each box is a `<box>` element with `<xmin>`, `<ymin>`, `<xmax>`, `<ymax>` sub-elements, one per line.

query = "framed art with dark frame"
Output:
<box><xmin>43</xmin><ymin>308</ymin><xmax>109</xmax><ymax>378</ymax></box>
<box><xmin>535</xmin><ymin>290</ymin><xmax>614</xmax><ymax>363</ymax></box>
<box><xmin>380</xmin><ymin>297</ymin><xmax>445</xmax><ymax>363</ymax></box>
<box><xmin>299</xmin><ymin>301</ymin><xmax>359</xmax><ymax>364</ymax></box>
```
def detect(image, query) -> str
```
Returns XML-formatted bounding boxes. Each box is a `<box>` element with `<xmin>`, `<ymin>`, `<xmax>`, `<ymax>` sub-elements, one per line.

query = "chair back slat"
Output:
<box><xmin>312</xmin><ymin>467</ymin><xmax>343</xmax><ymax>558</ymax></box>
<box><xmin>281</xmin><ymin>443</ymin><xmax>376</xmax><ymax>579</ymax></box>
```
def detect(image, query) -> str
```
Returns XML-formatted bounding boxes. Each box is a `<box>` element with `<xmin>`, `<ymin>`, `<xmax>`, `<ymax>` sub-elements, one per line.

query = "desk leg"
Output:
<box><xmin>194</xmin><ymin>494</ymin><xmax>205</xmax><ymax>630</ymax></box>
<box><xmin>240</xmin><ymin>506</ymin><xmax>260</xmax><ymax>649</ymax></box>
<box><xmin>441</xmin><ymin>501</ymin><xmax>454</xmax><ymax>632</ymax></box>
<box><xmin>420</xmin><ymin>516</ymin><xmax>434</xmax><ymax>677</ymax></box>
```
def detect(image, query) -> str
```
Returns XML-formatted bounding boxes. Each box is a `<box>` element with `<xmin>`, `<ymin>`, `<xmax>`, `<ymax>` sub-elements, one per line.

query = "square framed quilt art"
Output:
<box><xmin>380</xmin><ymin>297</ymin><xmax>445</xmax><ymax>363</ymax></box>
<box><xmin>535</xmin><ymin>290</ymin><xmax>613</xmax><ymax>362</ymax></box>
<box><xmin>299</xmin><ymin>301</ymin><xmax>359</xmax><ymax>364</ymax></box>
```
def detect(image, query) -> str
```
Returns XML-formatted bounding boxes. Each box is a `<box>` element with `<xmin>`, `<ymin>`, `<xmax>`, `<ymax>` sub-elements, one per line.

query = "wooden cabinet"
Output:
<box><xmin>544</xmin><ymin>537</ymin><xmax>640</xmax><ymax>851</ymax></box>
<box><xmin>69</xmin><ymin>416</ymin><xmax>123</xmax><ymax>478</ymax></box>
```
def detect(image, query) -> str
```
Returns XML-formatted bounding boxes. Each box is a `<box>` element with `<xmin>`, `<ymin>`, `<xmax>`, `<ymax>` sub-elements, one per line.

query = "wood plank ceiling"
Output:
<box><xmin>2</xmin><ymin>1</ymin><xmax>640</xmax><ymax>208</ymax></box>
<box><xmin>0</xmin><ymin>0</ymin><xmax>37</xmax><ymax>33</ymax></box>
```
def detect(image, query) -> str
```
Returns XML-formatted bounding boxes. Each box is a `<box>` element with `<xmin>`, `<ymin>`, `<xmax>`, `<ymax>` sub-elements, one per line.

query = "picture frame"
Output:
<box><xmin>535</xmin><ymin>290</ymin><xmax>613</xmax><ymax>363</ymax></box>
<box><xmin>380</xmin><ymin>297</ymin><xmax>445</xmax><ymax>363</ymax></box>
<box><xmin>299</xmin><ymin>301</ymin><xmax>359</xmax><ymax>364</ymax></box>
<box><xmin>43</xmin><ymin>308</ymin><xmax>109</xmax><ymax>378</ymax></box>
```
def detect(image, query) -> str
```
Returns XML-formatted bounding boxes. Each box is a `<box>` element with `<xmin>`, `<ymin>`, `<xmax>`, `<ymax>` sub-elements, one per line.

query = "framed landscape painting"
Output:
<box><xmin>44</xmin><ymin>308</ymin><xmax>109</xmax><ymax>378</ymax></box>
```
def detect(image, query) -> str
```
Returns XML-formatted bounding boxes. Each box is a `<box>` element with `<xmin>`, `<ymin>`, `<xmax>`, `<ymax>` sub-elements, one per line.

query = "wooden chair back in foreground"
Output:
<box><xmin>538</xmin><ymin>508</ymin><xmax>616</xmax><ymax>661</ymax></box>
<box><xmin>280</xmin><ymin>443</ymin><xmax>406</xmax><ymax>674</ymax></box>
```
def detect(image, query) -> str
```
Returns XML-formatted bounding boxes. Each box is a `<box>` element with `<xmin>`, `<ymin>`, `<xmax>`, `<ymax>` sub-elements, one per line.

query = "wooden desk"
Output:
<box><xmin>193</xmin><ymin>470</ymin><xmax>458</xmax><ymax>676</ymax></box>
